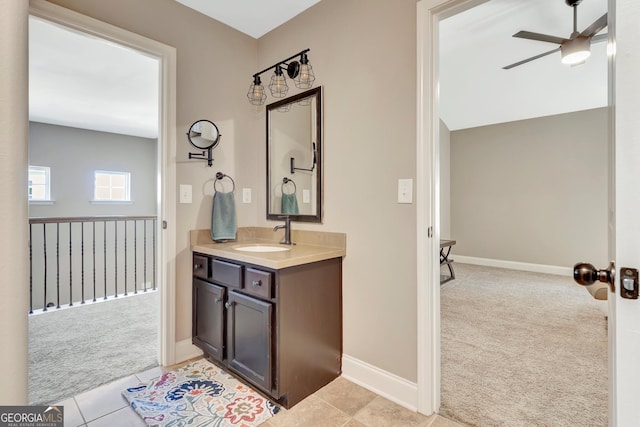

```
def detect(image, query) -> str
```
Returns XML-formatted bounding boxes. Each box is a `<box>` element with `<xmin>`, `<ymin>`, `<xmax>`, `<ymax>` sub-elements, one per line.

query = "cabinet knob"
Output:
<box><xmin>252</xmin><ymin>280</ymin><xmax>261</xmax><ymax>288</ymax></box>
<box><xmin>214</xmin><ymin>297</ymin><xmax>222</xmax><ymax>304</ymax></box>
<box><xmin>225</xmin><ymin>301</ymin><xmax>232</xmax><ymax>309</ymax></box>
<box><xmin>194</xmin><ymin>264</ymin><xmax>202</xmax><ymax>269</ymax></box>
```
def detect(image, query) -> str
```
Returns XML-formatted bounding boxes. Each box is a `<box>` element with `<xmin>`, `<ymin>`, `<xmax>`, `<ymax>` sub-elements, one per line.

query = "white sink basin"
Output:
<box><xmin>234</xmin><ymin>245</ymin><xmax>291</xmax><ymax>253</ymax></box>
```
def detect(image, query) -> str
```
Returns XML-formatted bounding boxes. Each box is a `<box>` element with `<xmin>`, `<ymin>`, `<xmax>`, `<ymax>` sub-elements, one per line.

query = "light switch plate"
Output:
<box><xmin>303</xmin><ymin>189</ymin><xmax>310</xmax><ymax>203</ymax></box>
<box><xmin>398</xmin><ymin>179</ymin><xmax>413</xmax><ymax>204</ymax></box>
<box><xmin>179</xmin><ymin>184</ymin><xmax>192</xmax><ymax>204</ymax></box>
<box><xmin>242</xmin><ymin>188</ymin><xmax>251</xmax><ymax>203</ymax></box>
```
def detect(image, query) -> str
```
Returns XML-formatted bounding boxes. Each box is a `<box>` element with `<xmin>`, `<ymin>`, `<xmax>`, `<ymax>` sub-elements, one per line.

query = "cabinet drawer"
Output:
<box><xmin>193</xmin><ymin>254</ymin><xmax>209</xmax><ymax>279</ymax></box>
<box><xmin>211</xmin><ymin>259</ymin><xmax>242</xmax><ymax>288</ymax></box>
<box><xmin>244</xmin><ymin>268</ymin><xmax>273</xmax><ymax>300</ymax></box>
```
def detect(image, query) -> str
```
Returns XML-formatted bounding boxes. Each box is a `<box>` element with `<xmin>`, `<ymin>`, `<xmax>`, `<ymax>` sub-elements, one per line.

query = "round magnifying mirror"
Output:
<box><xmin>187</xmin><ymin>120</ymin><xmax>220</xmax><ymax>150</ymax></box>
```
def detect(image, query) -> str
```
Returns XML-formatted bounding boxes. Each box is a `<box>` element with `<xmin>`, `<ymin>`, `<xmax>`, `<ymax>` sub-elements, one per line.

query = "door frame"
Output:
<box><xmin>416</xmin><ymin>0</ymin><xmax>616</xmax><ymax>419</ymax></box>
<box><xmin>28</xmin><ymin>0</ymin><xmax>178</xmax><ymax>366</ymax></box>
<box><xmin>416</xmin><ymin>0</ymin><xmax>489</xmax><ymax>414</ymax></box>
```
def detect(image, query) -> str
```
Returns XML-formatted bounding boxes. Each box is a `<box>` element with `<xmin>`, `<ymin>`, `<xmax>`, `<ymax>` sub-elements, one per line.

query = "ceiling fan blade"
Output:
<box><xmin>591</xmin><ymin>33</ymin><xmax>608</xmax><ymax>43</ymax></box>
<box><xmin>513</xmin><ymin>30</ymin><xmax>568</xmax><ymax>45</ymax></box>
<box><xmin>581</xmin><ymin>13</ymin><xmax>608</xmax><ymax>38</ymax></box>
<box><xmin>502</xmin><ymin>47</ymin><xmax>561</xmax><ymax>70</ymax></box>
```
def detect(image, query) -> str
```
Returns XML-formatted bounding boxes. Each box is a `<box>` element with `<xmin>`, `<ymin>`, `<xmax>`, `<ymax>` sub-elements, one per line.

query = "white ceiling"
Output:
<box><xmin>440</xmin><ymin>0</ymin><xmax>608</xmax><ymax>130</ymax></box>
<box><xmin>28</xmin><ymin>0</ymin><xmax>608</xmax><ymax>138</ymax></box>
<box><xmin>174</xmin><ymin>0</ymin><xmax>322</xmax><ymax>39</ymax></box>
<box><xmin>29</xmin><ymin>16</ymin><xmax>160</xmax><ymax>138</ymax></box>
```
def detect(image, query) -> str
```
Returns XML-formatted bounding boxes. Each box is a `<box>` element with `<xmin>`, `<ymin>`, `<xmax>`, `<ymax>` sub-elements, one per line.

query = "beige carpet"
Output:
<box><xmin>440</xmin><ymin>264</ymin><xmax>608</xmax><ymax>427</ymax></box>
<box><xmin>28</xmin><ymin>291</ymin><xmax>158</xmax><ymax>405</ymax></box>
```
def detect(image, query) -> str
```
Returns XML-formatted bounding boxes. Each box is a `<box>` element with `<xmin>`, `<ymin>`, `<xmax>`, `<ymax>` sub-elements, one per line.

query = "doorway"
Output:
<box><xmin>27</xmin><ymin>0</ymin><xmax>177</xmax><ymax>401</ymax></box>
<box><xmin>416</xmin><ymin>0</ymin><xmax>610</xmax><ymax>422</ymax></box>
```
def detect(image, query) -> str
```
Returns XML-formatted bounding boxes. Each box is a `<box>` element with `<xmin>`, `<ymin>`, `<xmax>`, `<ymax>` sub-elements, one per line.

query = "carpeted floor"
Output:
<box><xmin>440</xmin><ymin>263</ymin><xmax>608</xmax><ymax>427</ymax></box>
<box><xmin>28</xmin><ymin>290</ymin><xmax>159</xmax><ymax>405</ymax></box>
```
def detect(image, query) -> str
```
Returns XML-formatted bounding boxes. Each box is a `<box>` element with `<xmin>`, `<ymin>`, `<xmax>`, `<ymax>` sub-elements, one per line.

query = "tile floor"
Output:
<box><xmin>56</xmin><ymin>357</ymin><xmax>467</xmax><ymax>427</ymax></box>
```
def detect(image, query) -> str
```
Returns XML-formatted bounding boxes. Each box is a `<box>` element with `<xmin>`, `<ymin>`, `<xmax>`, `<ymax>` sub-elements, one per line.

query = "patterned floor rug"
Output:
<box><xmin>122</xmin><ymin>359</ymin><xmax>280</xmax><ymax>427</ymax></box>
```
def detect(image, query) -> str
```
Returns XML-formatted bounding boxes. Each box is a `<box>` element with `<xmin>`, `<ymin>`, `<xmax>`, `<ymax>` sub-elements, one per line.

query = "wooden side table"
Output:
<box><xmin>440</xmin><ymin>240</ymin><xmax>456</xmax><ymax>284</ymax></box>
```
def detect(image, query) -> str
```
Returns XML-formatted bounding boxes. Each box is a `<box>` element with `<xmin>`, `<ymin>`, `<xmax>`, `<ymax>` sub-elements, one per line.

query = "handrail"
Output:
<box><xmin>29</xmin><ymin>215</ymin><xmax>157</xmax><ymax>224</ymax></box>
<box><xmin>28</xmin><ymin>215</ymin><xmax>158</xmax><ymax>314</ymax></box>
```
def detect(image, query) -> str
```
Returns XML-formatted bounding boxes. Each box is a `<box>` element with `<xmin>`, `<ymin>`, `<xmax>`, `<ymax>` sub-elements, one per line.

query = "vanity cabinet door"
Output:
<box><xmin>226</xmin><ymin>290</ymin><xmax>273</xmax><ymax>392</ymax></box>
<box><xmin>193</xmin><ymin>278</ymin><xmax>225</xmax><ymax>362</ymax></box>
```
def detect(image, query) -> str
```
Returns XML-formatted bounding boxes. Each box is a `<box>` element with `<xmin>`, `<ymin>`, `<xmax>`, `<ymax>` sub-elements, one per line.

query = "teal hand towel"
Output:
<box><xmin>211</xmin><ymin>191</ymin><xmax>236</xmax><ymax>241</ymax></box>
<box><xmin>281</xmin><ymin>193</ymin><xmax>299</xmax><ymax>215</ymax></box>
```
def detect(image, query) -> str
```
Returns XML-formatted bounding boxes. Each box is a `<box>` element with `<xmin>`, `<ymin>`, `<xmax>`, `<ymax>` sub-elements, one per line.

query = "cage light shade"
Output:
<box><xmin>561</xmin><ymin>37</ymin><xmax>591</xmax><ymax>65</ymax></box>
<box><xmin>294</xmin><ymin>53</ymin><xmax>315</xmax><ymax>89</ymax></box>
<box><xmin>247</xmin><ymin>76</ymin><xmax>267</xmax><ymax>105</ymax></box>
<box><xmin>269</xmin><ymin>66</ymin><xmax>289</xmax><ymax>98</ymax></box>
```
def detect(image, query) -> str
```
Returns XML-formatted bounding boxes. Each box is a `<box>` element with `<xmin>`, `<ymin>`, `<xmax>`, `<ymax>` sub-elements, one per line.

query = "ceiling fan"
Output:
<box><xmin>503</xmin><ymin>0</ymin><xmax>607</xmax><ymax>70</ymax></box>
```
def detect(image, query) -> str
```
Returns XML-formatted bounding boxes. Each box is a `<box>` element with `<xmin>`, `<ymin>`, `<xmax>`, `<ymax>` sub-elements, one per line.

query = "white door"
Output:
<box><xmin>417</xmin><ymin>0</ymin><xmax>640</xmax><ymax>423</ymax></box>
<box><xmin>607</xmin><ymin>1</ymin><xmax>640</xmax><ymax>425</ymax></box>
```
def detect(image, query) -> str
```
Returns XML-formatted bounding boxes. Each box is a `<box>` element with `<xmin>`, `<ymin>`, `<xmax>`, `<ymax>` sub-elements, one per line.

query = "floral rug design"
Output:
<box><xmin>122</xmin><ymin>359</ymin><xmax>280</xmax><ymax>427</ymax></box>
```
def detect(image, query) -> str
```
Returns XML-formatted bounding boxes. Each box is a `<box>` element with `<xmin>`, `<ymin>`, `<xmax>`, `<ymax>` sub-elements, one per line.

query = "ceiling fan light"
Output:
<box><xmin>561</xmin><ymin>37</ymin><xmax>591</xmax><ymax>65</ymax></box>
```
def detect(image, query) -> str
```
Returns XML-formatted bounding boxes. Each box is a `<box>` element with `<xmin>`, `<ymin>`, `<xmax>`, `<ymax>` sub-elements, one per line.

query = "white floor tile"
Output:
<box><xmin>54</xmin><ymin>397</ymin><xmax>85</xmax><ymax>427</ymax></box>
<box><xmin>74</xmin><ymin>375</ymin><xmax>140</xmax><ymax>422</ymax></box>
<box><xmin>87</xmin><ymin>406</ymin><xmax>146</xmax><ymax>427</ymax></box>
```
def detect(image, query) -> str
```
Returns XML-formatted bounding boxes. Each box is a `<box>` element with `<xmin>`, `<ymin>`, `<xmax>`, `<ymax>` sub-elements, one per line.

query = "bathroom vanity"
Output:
<box><xmin>190</xmin><ymin>228</ymin><xmax>345</xmax><ymax>408</ymax></box>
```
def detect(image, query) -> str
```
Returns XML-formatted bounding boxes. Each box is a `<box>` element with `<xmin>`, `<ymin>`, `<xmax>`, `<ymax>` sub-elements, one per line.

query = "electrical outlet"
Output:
<box><xmin>398</xmin><ymin>179</ymin><xmax>413</xmax><ymax>204</ymax></box>
<box><xmin>303</xmin><ymin>189</ymin><xmax>310</xmax><ymax>203</ymax></box>
<box><xmin>179</xmin><ymin>184</ymin><xmax>192</xmax><ymax>204</ymax></box>
<box><xmin>242</xmin><ymin>188</ymin><xmax>251</xmax><ymax>203</ymax></box>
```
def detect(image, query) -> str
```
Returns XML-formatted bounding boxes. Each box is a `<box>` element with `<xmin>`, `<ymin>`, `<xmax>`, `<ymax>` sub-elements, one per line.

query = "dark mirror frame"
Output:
<box><xmin>266</xmin><ymin>87</ymin><xmax>322</xmax><ymax>223</ymax></box>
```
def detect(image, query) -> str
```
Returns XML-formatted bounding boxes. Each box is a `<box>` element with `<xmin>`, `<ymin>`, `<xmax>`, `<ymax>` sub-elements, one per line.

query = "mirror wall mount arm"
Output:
<box><xmin>188</xmin><ymin>149</ymin><xmax>214</xmax><ymax>167</ymax></box>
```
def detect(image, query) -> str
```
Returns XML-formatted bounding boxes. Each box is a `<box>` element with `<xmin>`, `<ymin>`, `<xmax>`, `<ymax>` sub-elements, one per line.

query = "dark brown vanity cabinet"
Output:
<box><xmin>192</xmin><ymin>252</ymin><xmax>342</xmax><ymax>408</ymax></box>
<box><xmin>226</xmin><ymin>290</ymin><xmax>272</xmax><ymax>391</ymax></box>
<box><xmin>193</xmin><ymin>278</ymin><xmax>224</xmax><ymax>361</ymax></box>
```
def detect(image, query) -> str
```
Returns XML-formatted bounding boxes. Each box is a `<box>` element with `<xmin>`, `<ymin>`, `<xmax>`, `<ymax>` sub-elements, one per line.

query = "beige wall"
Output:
<box><xmin>450</xmin><ymin>108</ymin><xmax>609</xmax><ymax>268</ymax></box>
<box><xmin>257</xmin><ymin>0</ymin><xmax>419</xmax><ymax>381</ymax></box>
<box><xmin>42</xmin><ymin>0</ymin><xmax>420</xmax><ymax>382</ymax></box>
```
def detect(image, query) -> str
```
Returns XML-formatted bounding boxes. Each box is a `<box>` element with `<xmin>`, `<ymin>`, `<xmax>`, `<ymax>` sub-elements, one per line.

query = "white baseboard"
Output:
<box><xmin>454</xmin><ymin>255</ymin><xmax>573</xmax><ymax>277</ymax></box>
<box><xmin>175</xmin><ymin>338</ymin><xmax>203</xmax><ymax>363</ymax></box>
<box><xmin>341</xmin><ymin>354</ymin><xmax>417</xmax><ymax>412</ymax></box>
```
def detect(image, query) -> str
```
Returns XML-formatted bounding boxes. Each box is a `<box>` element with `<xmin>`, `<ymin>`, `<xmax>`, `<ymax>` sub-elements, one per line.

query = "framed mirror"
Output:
<box><xmin>267</xmin><ymin>87</ymin><xmax>322</xmax><ymax>222</ymax></box>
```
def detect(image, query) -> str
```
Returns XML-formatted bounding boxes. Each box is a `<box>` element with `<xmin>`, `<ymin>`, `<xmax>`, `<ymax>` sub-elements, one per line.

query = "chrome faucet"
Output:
<box><xmin>273</xmin><ymin>216</ymin><xmax>293</xmax><ymax>245</ymax></box>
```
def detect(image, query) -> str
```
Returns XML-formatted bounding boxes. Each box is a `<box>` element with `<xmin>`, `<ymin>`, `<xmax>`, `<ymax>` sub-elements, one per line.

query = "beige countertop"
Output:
<box><xmin>190</xmin><ymin>227</ymin><xmax>346</xmax><ymax>270</ymax></box>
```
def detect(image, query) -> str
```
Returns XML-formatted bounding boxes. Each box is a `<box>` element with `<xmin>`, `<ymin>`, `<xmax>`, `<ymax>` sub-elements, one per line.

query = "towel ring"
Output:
<box><xmin>282</xmin><ymin>177</ymin><xmax>296</xmax><ymax>195</ymax></box>
<box><xmin>214</xmin><ymin>172</ymin><xmax>235</xmax><ymax>193</ymax></box>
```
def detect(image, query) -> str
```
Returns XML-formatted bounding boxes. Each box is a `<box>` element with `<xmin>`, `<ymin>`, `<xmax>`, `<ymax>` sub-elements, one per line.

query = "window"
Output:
<box><xmin>94</xmin><ymin>170</ymin><xmax>131</xmax><ymax>201</ymax></box>
<box><xmin>28</xmin><ymin>166</ymin><xmax>51</xmax><ymax>201</ymax></box>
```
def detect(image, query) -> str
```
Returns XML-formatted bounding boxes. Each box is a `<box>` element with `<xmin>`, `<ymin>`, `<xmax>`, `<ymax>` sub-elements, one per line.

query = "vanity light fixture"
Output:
<box><xmin>247</xmin><ymin>48</ymin><xmax>315</xmax><ymax>106</ymax></box>
<box><xmin>293</xmin><ymin>52</ymin><xmax>315</xmax><ymax>89</ymax></box>
<box><xmin>247</xmin><ymin>76</ymin><xmax>267</xmax><ymax>106</ymax></box>
<box><xmin>269</xmin><ymin>65</ymin><xmax>289</xmax><ymax>98</ymax></box>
